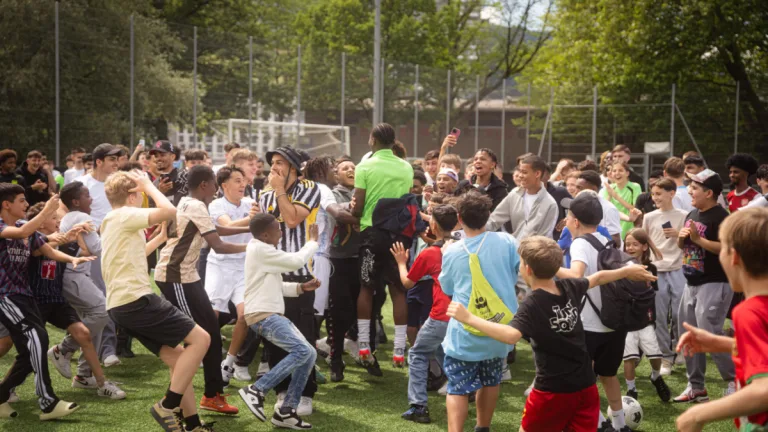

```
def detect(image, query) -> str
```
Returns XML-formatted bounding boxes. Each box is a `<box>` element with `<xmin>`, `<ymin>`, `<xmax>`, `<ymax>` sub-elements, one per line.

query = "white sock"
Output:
<box><xmin>651</xmin><ymin>369</ymin><xmax>661</xmax><ymax>380</ymax></box>
<box><xmin>598</xmin><ymin>411</ymin><xmax>607</xmax><ymax>424</ymax></box>
<box><xmin>223</xmin><ymin>353</ymin><xmax>236</xmax><ymax>368</ymax></box>
<box><xmin>394</xmin><ymin>325</ymin><xmax>407</xmax><ymax>351</ymax></box>
<box><xmin>357</xmin><ymin>320</ymin><xmax>370</xmax><ymax>345</ymax></box>
<box><xmin>626</xmin><ymin>379</ymin><xmax>636</xmax><ymax>390</ymax></box>
<box><xmin>611</xmin><ymin>408</ymin><xmax>626</xmax><ymax>429</ymax></box>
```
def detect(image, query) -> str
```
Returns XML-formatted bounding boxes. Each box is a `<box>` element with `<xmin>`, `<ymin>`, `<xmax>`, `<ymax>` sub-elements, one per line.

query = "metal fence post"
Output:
<box><xmin>380</xmin><ymin>58</ymin><xmax>385</xmax><ymax>122</ymax></box>
<box><xmin>591</xmin><ymin>86</ymin><xmax>597</xmax><ymax>160</ymax></box>
<box><xmin>248</xmin><ymin>36</ymin><xmax>253</xmax><ymax>148</ymax></box>
<box><xmin>297</xmin><ymin>44</ymin><xmax>302</xmax><ymax>133</ymax></box>
<box><xmin>414</xmin><ymin>64</ymin><xmax>419</xmax><ymax>157</ymax></box>
<box><xmin>130</xmin><ymin>15</ymin><xmax>134</xmax><ymax>151</ymax></box>
<box><xmin>193</xmin><ymin>26</ymin><xmax>197</xmax><ymax>148</ymax></box>
<box><xmin>669</xmin><ymin>83</ymin><xmax>675</xmax><ymax>157</ymax></box>
<box><xmin>55</xmin><ymin>1</ymin><xmax>60</xmax><ymax>165</ymax></box>
<box><xmin>341</xmin><ymin>52</ymin><xmax>346</xmax><ymax>144</ymax></box>
<box><xmin>373</xmin><ymin>0</ymin><xmax>381</xmax><ymax>125</ymax></box>
<box><xmin>547</xmin><ymin>86</ymin><xmax>553</xmax><ymax>164</ymax></box>
<box><xmin>734</xmin><ymin>80</ymin><xmax>740</xmax><ymax>153</ymax></box>
<box><xmin>445</xmin><ymin>70</ymin><xmax>451</xmax><ymax>137</ymax></box>
<box><xmin>501</xmin><ymin>78</ymin><xmax>506</xmax><ymax>167</ymax></box>
<box><xmin>525</xmin><ymin>83</ymin><xmax>531</xmax><ymax>154</ymax></box>
<box><xmin>474</xmin><ymin>75</ymin><xmax>479</xmax><ymax>153</ymax></box>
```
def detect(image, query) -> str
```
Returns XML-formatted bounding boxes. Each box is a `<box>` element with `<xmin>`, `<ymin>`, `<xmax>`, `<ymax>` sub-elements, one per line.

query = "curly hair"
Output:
<box><xmin>303</xmin><ymin>156</ymin><xmax>335</xmax><ymax>182</ymax></box>
<box><xmin>726</xmin><ymin>153</ymin><xmax>759</xmax><ymax>176</ymax></box>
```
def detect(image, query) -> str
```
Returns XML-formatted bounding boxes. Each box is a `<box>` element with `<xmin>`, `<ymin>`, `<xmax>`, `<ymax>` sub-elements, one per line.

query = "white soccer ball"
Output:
<box><xmin>607</xmin><ymin>396</ymin><xmax>643</xmax><ymax>429</ymax></box>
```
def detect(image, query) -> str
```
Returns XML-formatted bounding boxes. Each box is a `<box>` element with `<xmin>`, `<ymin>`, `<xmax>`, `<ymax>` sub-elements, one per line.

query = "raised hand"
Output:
<box><xmin>300</xmin><ymin>279</ymin><xmax>322</xmax><ymax>292</ymax></box>
<box><xmin>389</xmin><ymin>242</ymin><xmax>410</xmax><ymax>265</ymax></box>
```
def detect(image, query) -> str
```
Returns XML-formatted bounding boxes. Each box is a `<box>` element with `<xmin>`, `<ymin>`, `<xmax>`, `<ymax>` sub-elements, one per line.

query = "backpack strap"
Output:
<box><xmin>581</xmin><ymin>292</ymin><xmax>601</xmax><ymax>316</ymax></box>
<box><xmin>576</xmin><ymin>233</ymin><xmax>609</xmax><ymax>252</ymax></box>
<box><xmin>461</xmin><ymin>232</ymin><xmax>489</xmax><ymax>255</ymax></box>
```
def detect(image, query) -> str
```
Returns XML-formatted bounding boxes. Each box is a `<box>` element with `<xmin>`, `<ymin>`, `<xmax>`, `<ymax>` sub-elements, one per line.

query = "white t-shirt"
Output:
<box><xmin>746</xmin><ymin>194</ymin><xmax>768</xmax><ymax>209</ymax></box>
<box><xmin>64</xmin><ymin>168</ymin><xmax>85</xmax><ymax>185</ymax></box>
<box><xmin>642</xmin><ymin>208</ymin><xmax>688</xmax><ymax>272</ymax></box>
<box><xmin>316</xmin><ymin>183</ymin><xmax>337</xmax><ymax>256</ymax></box>
<box><xmin>570</xmin><ymin>231</ymin><xmax>613</xmax><ymax>333</ymax></box>
<box><xmin>598</xmin><ymin>195</ymin><xmax>622</xmax><ymax>238</ymax></box>
<box><xmin>74</xmin><ymin>173</ymin><xmax>110</xmax><ymax>227</ymax></box>
<box><xmin>523</xmin><ymin>192</ymin><xmax>537</xmax><ymax>220</ymax></box>
<box><xmin>674</xmin><ymin>185</ymin><xmax>694</xmax><ymax>212</ymax></box>
<box><xmin>207</xmin><ymin>196</ymin><xmax>254</xmax><ymax>266</ymax></box>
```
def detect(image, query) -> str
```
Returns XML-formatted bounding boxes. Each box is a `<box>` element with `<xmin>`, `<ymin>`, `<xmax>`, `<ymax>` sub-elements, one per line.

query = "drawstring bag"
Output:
<box><xmin>461</xmin><ymin>233</ymin><xmax>514</xmax><ymax>336</ymax></box>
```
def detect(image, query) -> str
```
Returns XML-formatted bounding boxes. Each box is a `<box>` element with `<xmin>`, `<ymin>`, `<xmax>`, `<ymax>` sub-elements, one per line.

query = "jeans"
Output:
<box><xmin>252</xmin><ymin>314</ymin><xmax>316</xmax><ymax>410</ymax></box>
<box><xmin>407</xmin><ymin>318</ymin><xmax>448</xmax><ymax>406</ymax></box>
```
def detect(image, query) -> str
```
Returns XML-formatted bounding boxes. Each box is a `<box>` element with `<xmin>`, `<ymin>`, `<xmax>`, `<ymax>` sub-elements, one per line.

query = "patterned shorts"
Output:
<box><xmin>443</xmin><ymin>355</ymin><xmax>504</xmax><ymax>395</ymax></box>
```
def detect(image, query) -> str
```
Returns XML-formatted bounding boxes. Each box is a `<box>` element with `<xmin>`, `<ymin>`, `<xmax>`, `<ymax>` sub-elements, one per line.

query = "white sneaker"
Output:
<box><xmin>7</xmin><ymin>390</ymin><xmax>18</xmax><ymax>404</ymax></box>
<box><xmin>221</xmin><ymin>362</ymin><xmax>235</xmax><ymax>387</ymax></box>
<box><xmin>316</xmin><ymin>337</ymin><xmax>330</xmax><ymax>359</ymax></box>
<box><xmin>103</xmin><ymin>354</ymin><xmax>121</xmax><ymax>368</ymax></box>
<box><xmin>257</xmin><ymin>361</ymin><xmax>270</xmax><ymax>378</ymax></box>
<box><xmin>97</xmin><ymin>381</ymin><xmax>127</xmax><ymax>400</ymax></box>
<box><xmin>234</xmin><ymin>364</ymin><xmax>252</xmax><ymax>382</ymax></box>
<box><xmin>48</xmin><ymin>345</ymin><xmax>72</xmax><ymax>379</ymax></box>
<box><xmin>297</xmin><ymin>397</ymin><xmax>313</xmax><ymax>416</ymax></box>
<box><xmin>501</xmin><ymin>365</ymin><xmax>512</xmax><ymax>382</ymax></box>
<box><xmin>437</xmin><ymin>381</ymin><xmax>448</xmax><ymax>396</ymax></box>
<box><xmin>724</xmin><ymin>381</ymin><xmax>737</xmax><ymax>397</ymax></box>
<box><xmin>274</xmin><ymin>391</ymin><xmax>286</xmax><ymax>412</ymax></box>
<box><xmin>72</xmin><ymin>375</ymin><xmax>98</xmax><ymax>389</ymax></box>
<box><xmin>675</xmin><ymin>355</ymin><xmax>686</xmax><ymax>366</ymax></box>
<box><xmin>660</xmin><ymin>359</ymin><xmax>673</xmax><ymax>376</ymax></box>
<box><xmin>524</xmin><ymin>382</ymin><xmax>534</xmax><ymax>398</ymax></box>
<box><xmin>344</xmin><ymin>338</ymin><xmax>359</xmax><ymax>362</ymax></box>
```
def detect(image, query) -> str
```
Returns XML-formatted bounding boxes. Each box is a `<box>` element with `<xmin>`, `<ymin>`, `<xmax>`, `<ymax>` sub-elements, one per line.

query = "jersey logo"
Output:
<box><xmin>41</xmin><ymin>260</ymin><xmax>57</xmax><ymax>280</ymax></box>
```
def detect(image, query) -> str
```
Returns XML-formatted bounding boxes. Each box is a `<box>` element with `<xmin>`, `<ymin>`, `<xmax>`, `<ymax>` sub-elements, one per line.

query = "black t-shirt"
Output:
<box><xmin>629</xmin><ymin>169</ymin><xmax>646</xmax><ymax>192</ymax></box>
<box><xmin>510</xmin><ymin>278</ymin><xmax>596</xmax><ymax>393</ymax></box>
<box><xmin>682</xmin><ymin>205</ymin><xmax>729</xmax><ymax>286</ymax></box>
<box><xmin>153</xmin><ymin>168</ymin><xmax>188</xmax><ymax>206</ymax></box>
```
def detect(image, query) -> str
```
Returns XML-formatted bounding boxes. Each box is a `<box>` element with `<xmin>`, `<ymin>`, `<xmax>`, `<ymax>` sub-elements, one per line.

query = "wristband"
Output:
<box><xmin>276</xmin><ymin>192</ymin><xmax>288</xmax><ymax>200</ymax></box>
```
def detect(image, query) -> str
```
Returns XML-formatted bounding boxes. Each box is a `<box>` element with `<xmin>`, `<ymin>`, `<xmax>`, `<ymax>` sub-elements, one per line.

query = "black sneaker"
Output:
<box><xmin>651</xmin><ymin>374</ymin><xmax>671</xmax><ymax>402</ymax></box>
<box><xmin>626</xmin><ymin>388</ymin><xmax>638</xmax><ymax>400</ymax></box>
<box><xmin>330</xmin><ymin>359</ymin><xmax>345</xmax><ymax>383</ymax></box>
<box><xmin>598</xmin><ymin>420</ymin><xmax>617</xmax><ymax>432</ymax></box>
<box><xmin>365</xmin><ymin>357</ymin><xmax>383</xmax><ymax>377</ymax></box>
<box><xmin>507</xmin><ymin>347</ymin><xmax>516</xmax><ymax>364</ymax></box>
<box><xmin>271</xmin><ymin>408</ymin><xmax>312</xmax><ymax>430</ymax></box>
<box><xmin>474</xmin><ymin>427</ymin><xmax>490</xmax><ymax>432</ymax></box>
<box><xmin>401</xmin><ymin>405</ymin><xmax>431</xmax><ymax>424</ymax></box>
<box><xmin>238</xmin><ymin>385</ymin><xmax>266</xmax><ymax>422</ymax></box>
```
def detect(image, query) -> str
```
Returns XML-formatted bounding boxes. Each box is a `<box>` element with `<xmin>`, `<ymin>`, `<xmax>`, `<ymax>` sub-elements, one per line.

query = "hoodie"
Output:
<box><xmin>457</xmin><ymin>173</ymin><xmax>510</xmax><ymax>212</ymax></box>
<box><xmin>17</xmin><ymin>161</ymin><xmax>49</xmax><ymax>207</ymax></box>
<box><xmin>486</xmin><ymin>183</ymin><xmax>558</xmax><ymax>241</ymax></box>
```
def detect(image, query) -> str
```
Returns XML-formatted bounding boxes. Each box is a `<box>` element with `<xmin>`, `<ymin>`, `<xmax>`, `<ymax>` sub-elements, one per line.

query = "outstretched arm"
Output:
<box><xmin>446</xmin><ymin>302</ymin><xmax>523</xmax><ymax>346</ymax></box>
<box><xmin>0</xmin><ymin>195</ymin><xmax>60</xmax><ymax>239</ymax></box>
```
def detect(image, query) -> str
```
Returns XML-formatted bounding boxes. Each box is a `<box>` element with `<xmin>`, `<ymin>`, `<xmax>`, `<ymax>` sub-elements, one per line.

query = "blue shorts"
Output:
<box><xmin>406</xmin><ymin>279</ymin><xmax>433</xmax><ymax>328</ymax></box>
<box><xmin>443</xmin><ymin>355</ymin><xmax>504</xmax><ymax>395</ymax></box>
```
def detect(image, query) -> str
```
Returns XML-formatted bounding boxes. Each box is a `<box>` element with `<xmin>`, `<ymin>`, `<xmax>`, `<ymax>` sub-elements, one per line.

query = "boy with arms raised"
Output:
<box><xmin>448</xmin><ymin>235</ymin><xmax>655</xmax><ymax>432</ymax></box>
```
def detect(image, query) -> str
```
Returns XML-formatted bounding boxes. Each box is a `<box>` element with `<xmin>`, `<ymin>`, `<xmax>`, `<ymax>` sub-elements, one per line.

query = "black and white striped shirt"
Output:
<box><xmin>259</xmin><ymin>179</ymin><xmax>320</xmax><ymax>278</ymax></box>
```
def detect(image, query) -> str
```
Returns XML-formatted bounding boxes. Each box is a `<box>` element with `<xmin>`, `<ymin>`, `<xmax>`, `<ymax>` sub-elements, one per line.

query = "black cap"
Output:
<box><xmin>92</xmin><ymin>143</ymin><xmax>122</xmax><ymax>161</ymax></box>
<box><xmin>266</xmin><ymin>146</ymin><xmax>303</xmax><ymax>172</ymax></box>
<box><xmin>686</xmin><ymin>169</ymin><xmax>723</xmax><ymax>196</ymax></box>
<box><xmin>561</xmin><ymin>192</ymin><xmax>603</xmax><ymax>226</ymax></box>
<box><xmin>149</xmin><ymin>140</ymin><xmax>176</xmax><ymax>155</ymax></box>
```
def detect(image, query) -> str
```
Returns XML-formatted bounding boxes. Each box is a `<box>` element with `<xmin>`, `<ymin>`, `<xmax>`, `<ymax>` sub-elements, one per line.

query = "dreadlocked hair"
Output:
<box><xmin>303</xmin><ymin>156</ymin><xmax>336</xmax><ymax>182</ymax></box>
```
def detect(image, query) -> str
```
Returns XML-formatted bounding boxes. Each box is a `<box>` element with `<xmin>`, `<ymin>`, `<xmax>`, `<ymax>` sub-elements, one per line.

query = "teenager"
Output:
<box><xmin>682</xmin><ymin>155</ymin><xmax>728</xmax><ymax>209</ymax></box>
<box><xmin>184</xmin><ymin>150</ymin><xmax>208</xmax><ymax>171</ymax></box>
<box><xmin>63</xmin><ymin>147</ymin><xmax>86</xmax><ymax>185</ymax></box>
<box><xmin>602</xmin><ymin>161</ymin><xmax>642</xmax><ymax>239</ymax></box>
<box><xmin>212</xmin><ymin>142</ymin><xmax>241</xmax><ymax>174</ymax></box>
<box><xmin>101</xmin><ymin>171</ymin><xmax>212</xmax><ymax>431</ymax></box>
<box><xmin>149</xmin><ymin>140</ymin><xmax>188</xmax><ymax>206</ymax></box>
<box><xmin>435</xmin><ymin>168</ymin><xmax>459</xmax><ymax>195</ymax></box>
<box><xmin>610</xmin><ymin>145</ymin><xmax>645</xmax><ymax>191</ymax></box>
<box><xmin>456</xmin><ymin>148</ymin><xmax>508</xmax><ymax>212</ymax></box>
<box><xmin>574</xmin><ymin>170</ymin><xmax>623</xmax><ymax>246</ymax></box>
<box><xmin>663</xmin><ymin>157</ymin><xmax>693</xmax><ymax>212</ymax></box>
<box><xmin>725</xmin><ymin>153</ymin><xmax>759</xmax><ymax>212</ymax></box>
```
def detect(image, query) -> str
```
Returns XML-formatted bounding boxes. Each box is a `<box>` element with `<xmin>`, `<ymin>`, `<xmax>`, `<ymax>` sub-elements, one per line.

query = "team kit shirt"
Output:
<box><xmin>155</xmin><ymin>197</ymin><xmax>217</xmax><ymax>284</ymax></box>
<box><xmin>0</xmin><ymin>218</ymin><xmax>47</xmax><ymax>298</ymax></box>
<box><xmin>681</xmin><ymin>206</ymin><xmax>729</xmax><ymax>286</ymax></box>
<box><xmin>602</xmin><ymin>182</ymin><xmax>641</xmax><ymax>238</ymax></box>
<box><xmin>206</xmin><ymin>196</ymin><xmax>254</xmax><ymax>269</ymax></box>
<box><xmin>732</xmin><ymin>295</ymin><xmax>768</xmax><ymax>430</ymax></box>
<box><xmin>28</xmin><ymin>252</ymin><xmax>66</xmax><ymax>305</ymax></box>
<box><xmin>727</xmin><ymin>187</ymin><xmax>760</xmax><ymax>213</ymax></box>
<box><xmin>510</xmin><ymin>278</ymin><xmax>595</xmax><ymax>393</ymax></box>
<box><xmin>100</xmin><ymin>207</ymin><xmax>153</xmax><ymax>309</ymax></box>
<box><xmin>406</xmin><ymin>242</ymin><xmax>450</xmax><ymax>322</ymax></box>
<box><xmin>570</xmin><ymin>231</ymin><xmax>613</xmax><ymax>333</ymax></box>
<box><xmin>259</xmin><ymin>178</ymin><xmax>321</xmax><ymax>278</ymax></box>
<box><xmin>354</xmin><ymin>149</ymin><xmax>414</xmax><ymax>231</ymax></box>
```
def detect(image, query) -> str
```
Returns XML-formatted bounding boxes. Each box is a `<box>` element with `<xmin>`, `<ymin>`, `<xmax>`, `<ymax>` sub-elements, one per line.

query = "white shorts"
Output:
<box><xmin>624</xmin><ymin>325</ymin><xmax>662</xmax><ymax>360</ymax></box>
<box><xmin>312</xmin><ymin>254</ymin><xmax>332</xmax><ymax>316</ymax></box>
<box><xmin>204</xmin><ymin>260</ymin><xmax>245</xmax><ymax>313</ymax></box>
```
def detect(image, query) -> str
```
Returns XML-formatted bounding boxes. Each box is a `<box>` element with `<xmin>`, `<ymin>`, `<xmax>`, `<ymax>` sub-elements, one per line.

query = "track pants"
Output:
<box><xmin>0</xmin><ymin>295</ymin><xmax>59</xmax><ymax>410</ymax></box>
<box><xmin>59</xmin><ymin>271</ymin><xmax>109</xmax><ymax>377</ymax></box>
<box><xmin>157</xmin><ymin>279</ymin><xmax>224</xmax><ymax>398</ymax></box>
<box><xmin>90</xmin><ymin>257</ymin><xmax>117</xmax><ymax>360</ymax></box>
<box><xmin>654</xmin><ymin>269</ymin><xmax>685</xmax><ymax>361</ymax></box>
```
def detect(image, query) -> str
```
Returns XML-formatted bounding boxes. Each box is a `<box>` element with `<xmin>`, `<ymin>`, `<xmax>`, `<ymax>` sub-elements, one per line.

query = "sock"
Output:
<box><xmin>222</xmin><ymin>353</ymin><xmax>235</xmax><ymax>368</ymax></box>
<box><xmin>162</xmin><ymin>389</ymin><xmax>183</xmax><ymax>410</ymax></box>
<box><xmin>598</xmin><ymin>411</ymin><xmax>607</xmax><ymax>424</ymax></box>
<box><xmin>357</xmin><ymin>320</ymin><xmax>371</xmax><ymax>345</ymax></box>
<box><xmin>611</xmin><ymin>408</ymin><xmax>626</xmax><ymax>429</ymax></box>
<box><xmin>626</xmin><ymin>379</ymin><xmax>636</xmax><ymax>390</ymax></box>
<box><xmin>651</xmin><ymin>369</ymin><xmax>661</xmax><ymax>380</ymax></box>
<box><xmin>394</xmin><ymin>325</ymin><xmax>407</xmax><ymax>351</ymax></box>
<box><xmin>184</xmin><ymin>414</ymin><xmax>201</xmax><ymax>431</ymax></box>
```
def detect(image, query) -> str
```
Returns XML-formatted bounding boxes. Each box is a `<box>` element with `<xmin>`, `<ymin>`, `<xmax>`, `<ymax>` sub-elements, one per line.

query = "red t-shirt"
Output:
<box><xmin>407</xmin><ymin>245</ymin><xmax>450</xmax><ymax>322</ymax></box>
<box><xmin>727</xmin><ymin>187</ymin><xmax>759</xmax><ymax>213</ymax></box>
<box><xmin>732</xmin><ymin>295</ymin><xmax>768</xmax><ymax>430</ymax></box>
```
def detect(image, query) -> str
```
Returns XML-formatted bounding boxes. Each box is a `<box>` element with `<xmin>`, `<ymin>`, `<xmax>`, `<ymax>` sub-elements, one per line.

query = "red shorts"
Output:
<box><xmin>521</xmin><ymin>385</ymin><xmax>599</xmax><ymax>432</ymax></box>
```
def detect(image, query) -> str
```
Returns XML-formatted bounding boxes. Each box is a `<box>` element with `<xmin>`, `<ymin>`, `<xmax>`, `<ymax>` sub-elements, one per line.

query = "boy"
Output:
<box><xmin>184</xmin><ymin>149</ymin><xmax>208</xmax><ymax>170</ymax></box>
<box><xmin>675</xmin><ymin>207</ymin><xmax>768</xmax><ymax>432</ymax></box>
<box><xmin>725</xmin><ymin>153</ymin><xmax>759</xmax><ymax>213</ymax></box>
<box><xmin>447</xmin><ymin>236</ymin><xmax>656</xmax><ymax>432</ymax></box>
<box><xmin>101</xmin><ymin>171</ymin><xmax>212</xmax><ymax>431</ymax></box>
<box><xmin>674</xmin><ymin>169</ymin><xmax>736</xmax><ymax>403</ymax></box>
<box><xmin>439</xmin><ymin>191</ymin><xmax>519</xmax><ymax>432</ymax></box>
<box><xmin>664</xmin><ymin>157</ymin><xmax>694</xmax><ymax>212</ymax></box>
<box><xmin>0</xmin><ymin>186</ymin><xmax>79</xmax><ymax>420</ymax></box>
<box><xmin>238</xmin><ymin>214</ymin><xmax>320</xmax><ymax>430</ymax></box>
<box><xmin>392</xmin><ymin>204</ymin><xmax>457</xmax><ymax>424</ymax></box>
<box><xmin>643</xmin><ymin>178</ymin><xmax>689</xmax><ymax>375</ymax></box>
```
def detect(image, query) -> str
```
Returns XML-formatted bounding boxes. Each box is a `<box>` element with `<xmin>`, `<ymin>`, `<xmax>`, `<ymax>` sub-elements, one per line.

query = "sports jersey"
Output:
<box><xmin>0</xmin><ymin>218</ymin><xmax>46</xmax><ymax>297</ymax></box>
<box><xmin>727</xmin><ymin>187</ymin><xmax>760</xmax><ymax>213</ymax></box>
<box><xmin>206</xmin><ymin>196</ymin><xmax>254</xmax><ymax>267</ymax></box>
<box><xmin>29</xmin><ymin>252</ymin><xmax>65</xmax><ymax>304</ymax></box>
<box><xmin>155</xmin><ymin>197</ymin><xmax>217</xmax><ymax>284</ymax></box>
<box><xmin>732</xmin><ymin>295</ymin><xmax>768</xmax><ymax>430</ymax></box>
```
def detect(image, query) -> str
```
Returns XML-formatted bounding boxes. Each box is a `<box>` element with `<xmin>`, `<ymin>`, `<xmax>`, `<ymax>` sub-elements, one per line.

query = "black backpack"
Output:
<box><xmin>577</xmin><ymin>235</ymin><xmax>655</xmax><ymax>332</ymax></box>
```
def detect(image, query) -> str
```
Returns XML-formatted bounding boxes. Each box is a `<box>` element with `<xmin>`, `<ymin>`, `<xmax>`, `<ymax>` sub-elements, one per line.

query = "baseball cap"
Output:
<box><xmin>561</xmin><ymin>192</ymin><xmax>603</xmax><ymax>226</ymax></box>
<box><xmin>266</xmin><ymin>146</ymin><xmax>304</xmax><ymax>172</ymax></box>
<box><xmin>149</xmin><ymin>140</ymin><xmax>175</xmax><ymax>155</ymax></box>
<box><xmin>686</xmin><ymin>169</ymin><xmax>723</xmax><ymax>196</ymax></box>
<box><xmin>92</xmin><ymin>143</ymin><xmax>122</xmax><ymax>161</ymax></box>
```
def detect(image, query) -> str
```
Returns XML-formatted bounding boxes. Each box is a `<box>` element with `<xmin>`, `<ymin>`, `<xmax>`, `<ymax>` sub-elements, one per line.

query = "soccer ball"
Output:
<box><xmin>607</xmin><ymin>396</ymin><xmax>643</xmax><ymax>429</ymax></box>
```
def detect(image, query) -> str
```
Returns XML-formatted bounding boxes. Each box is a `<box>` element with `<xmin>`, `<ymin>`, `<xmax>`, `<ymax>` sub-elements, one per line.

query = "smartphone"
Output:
<box><xmin>662</xmin><ymin>221</ymin><xmax>672</xmax><ymax>229</ymax></box>
<box><xmin>450</xmin><ymin>128</ymin><xmax>461</xmax><ymax>139</ymax></box>
<box><xmin>139</xmin><ymin>139</ymin><xmax>145</xmax><ymax>147</ymax></box>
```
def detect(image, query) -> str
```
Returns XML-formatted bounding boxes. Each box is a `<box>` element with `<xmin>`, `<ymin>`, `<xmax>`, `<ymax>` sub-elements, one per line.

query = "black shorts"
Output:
<box><xmin>359</xmin><ymin>228</ymin><xmax>412</xmax><ymax>291</ymax></box>
<box><xmin>585</xmin><ymin>330</ymin><xmax>627</xmax><ymax>377</ymax></box>
<box><xmin>108</xmin><ymin>294</ymin><xmax>196</xmax><ymax>356</ymax></box>
<box><xmin>407</xmin><ymin>279</ymin><xmax>434</xmax><ymax>328</ymax></box>
<box><xmin>37</xmin><ymin>302</ymin><xmax>81</xmax><ymax>331</ymax></box>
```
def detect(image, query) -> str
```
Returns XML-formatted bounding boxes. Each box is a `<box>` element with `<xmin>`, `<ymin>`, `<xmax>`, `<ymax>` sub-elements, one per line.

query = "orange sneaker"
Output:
<box><xmin>200</xmin><ymin>393</ymin><xmax>239</xmax><ymax>415</ymax></box>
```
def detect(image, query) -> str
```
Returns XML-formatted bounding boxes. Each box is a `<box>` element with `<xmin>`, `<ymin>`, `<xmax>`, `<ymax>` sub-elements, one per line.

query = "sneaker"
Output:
<box><xmin>274</xmin><ymin>392</ymin><xmax>286</xmax><ymax>412</ymax></box>
<box><xmin>40</xmin><ymin>400</ymin><xmax>80</xmax><ymax>421</ymax></box>
<box><xmin>200</xmin><ymin>393</ymin><xmax>239</xmax><ymax>415</ymax></box>
<box><xmin>401</xmin><ymin>405</ymin><xmax>431</xmax><ymax>424</ymax></box>
<box><xmin>392</xmin><ymin>348</ymin><xmax>406</xmax><ymax>368</ymax></box>
<box><xmin>651</xmin><ymin>374</ymin><xmax>671</xmax><ymax>402</ymax></box>
<box><xmin>675</xmin><ymin>354</ymin><xmax>686</xmax><ymax>366</ymax></box>
<box><xmin>221</xmin><ymin>363</ymin><xmax>235</xmax><ymax>387</ymax></box>
<box><xmin>0</xmin><ymin>403</ymin><xmax>17</xmax><ymax>419</ymax></box>
<box><xmin>103</xmin><ymin>354</ymin><xmax>121</xmax><ymax>368</ymax></box>
<box><xmin>500</xmin><ymin>365</ymin><xmax>512</xmax><ymax>382</ymax></box>
<box><xmin>315</xmin><ymin>337</ymin><xmax>330</xmax><ymax>359</ymax></box>
<box><xmin>238</xmin><ymin>385</ymin><xmax>266</xmax><ymax>421</ymax></box>
<box><xmin>597</xmin><ymin>419</ymin><xmax>617</xmax><ymax>432</ymax></box>
<box><xmin>507</xmin><ymin>347</ymin><xmax>516</xmax><ymax>364</ymax></box>
<box><xmin>437</xmin><ymin>381</ymin><xmax>448</xmax><ymax>396</ymax></box>
<box><xmin>626</xmin><ymin>388</ymin><xmax>638</xmax><ymax>400</ymax></box>
<box><xmin>329</xmin><ymin>359</ymin><xmax>345</xmax><ymax>383</ymax></box>
<box><xmin>314</xmin><ymin>366</ymin><xmax>327</xmax><ymax>385</ymax></box>
<box><xmin>187</xmin><ymin>423</ymin><xmax>217</xmax><ymax>432</ymax></box>
<box><xmin>256</xmin><ymin>361</ymin><xmax>270</xmax><ymax>378</ymax></box>
<box><xmin>724</xmin><ymin>381</ymin><xmax>737</xmax><ymax>397</ymax></box>
<box><xmin>365</xmin><ymin>357</ymin><xmax>383</xmax><ymax>377</ymax></box>
<box><xmin>7</xmin><ymin>390</ymin><xmax>18</xmax><ymax>404</ymax></box>
<box><xmin>72</xmin><ymin>375</ymin><xmax>98</xmax><ymax>389</ymax></box>
<box><xmin>523</xmin><ymin>382</ymin><xmax>534</xmax><ymax>398</ymax></box>
<box><xmin>97</xmin><ymin>381</ymin><xmax>127</xmax><ymax>400</ymax></box>
<box><xmin>673</xmin><ymin>385</ymin><xmax>709</xmax><ymax>403</ymax></box>
<box><xmin>150</xmin><ymin>399</ymin><xmax>183</xmax><ymax>431</ymax></box>
<box><xmin>297</xmin><ymin>397</ymin><xmax>313</xmax><ymax>416</ymax></box>
<box><xmin>271</xmin><ymin>408</ymin><xmax>312</xmax><ymax>430</ymax></box>
<box><xmin>234</xmin><ymin>364</ymin><xmax>252</xmax><ymax>382</ymax></box>
<box><xmin>343</xmin><ymin>338</ymin><xmax>359</xmax><ymax>363</ymax></box>
<box><xmin>617</xmin><ymin>427</ymin><xmax>632</xmax><ymax>432</ymax></box>
<box><xmin>660</xmin><ymin>359</ymin><xmax>673</xmax><ymax>376</ymax></box>
<box><xmin>48</xmin><ymin>345</ymin><xmax>72</xmax><ymax>379</ymax></box>
<box><xmin>358</xmin><ymin>342</ymin><xmax>374</xmax><ymax>366</ymax></box>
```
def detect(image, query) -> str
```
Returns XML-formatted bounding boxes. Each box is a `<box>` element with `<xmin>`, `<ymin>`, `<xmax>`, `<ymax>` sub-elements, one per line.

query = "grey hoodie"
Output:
<box><xmin>486</xmin><ymin>183</ymin><xmax>558</xmax><ymax>240</ymax></box>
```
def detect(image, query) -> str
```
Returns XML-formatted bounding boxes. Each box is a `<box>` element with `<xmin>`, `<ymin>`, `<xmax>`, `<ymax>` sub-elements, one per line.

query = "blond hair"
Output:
<box><xmin>439</xmin><ymin>153</ymin><xmax>462</xmax><ymax>171</ymax></box>
<box><xmin>720</xmin><ymin>208</ymin><xmax>768</xmax><ymax>278</ymax></box>
<box><xmin>231</xmin><ymin>148</ymin><xmax>257</xmax><ymax>165</ymax></box>
<box><xmin>104</xmin><ymin>171</ymin><xmax>138</xmax><ymax>207</ymax></box>
<box><xmin>518</xmin><ymin>236</ymin><xmax>563</xmax><ymax>279</ymax></box>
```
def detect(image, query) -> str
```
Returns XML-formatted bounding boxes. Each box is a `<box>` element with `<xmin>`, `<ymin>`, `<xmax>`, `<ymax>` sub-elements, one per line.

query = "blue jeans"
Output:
<box><xmin>250</xmin><ymin>314</ymin><xmax>317</xmax><ymax>409</ymax></box>
<box><xmin>407</xmin><ymin>318</ymin><xmax>448</xmax><ymax>406</ymax></box>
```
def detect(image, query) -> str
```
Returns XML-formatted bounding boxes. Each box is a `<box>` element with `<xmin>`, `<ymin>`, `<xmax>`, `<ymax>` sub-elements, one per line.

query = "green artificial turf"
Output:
<box><xmin>0</xmin><ymin>295</ymin><xmax>735</xmax><ymax>431</ymax></box>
